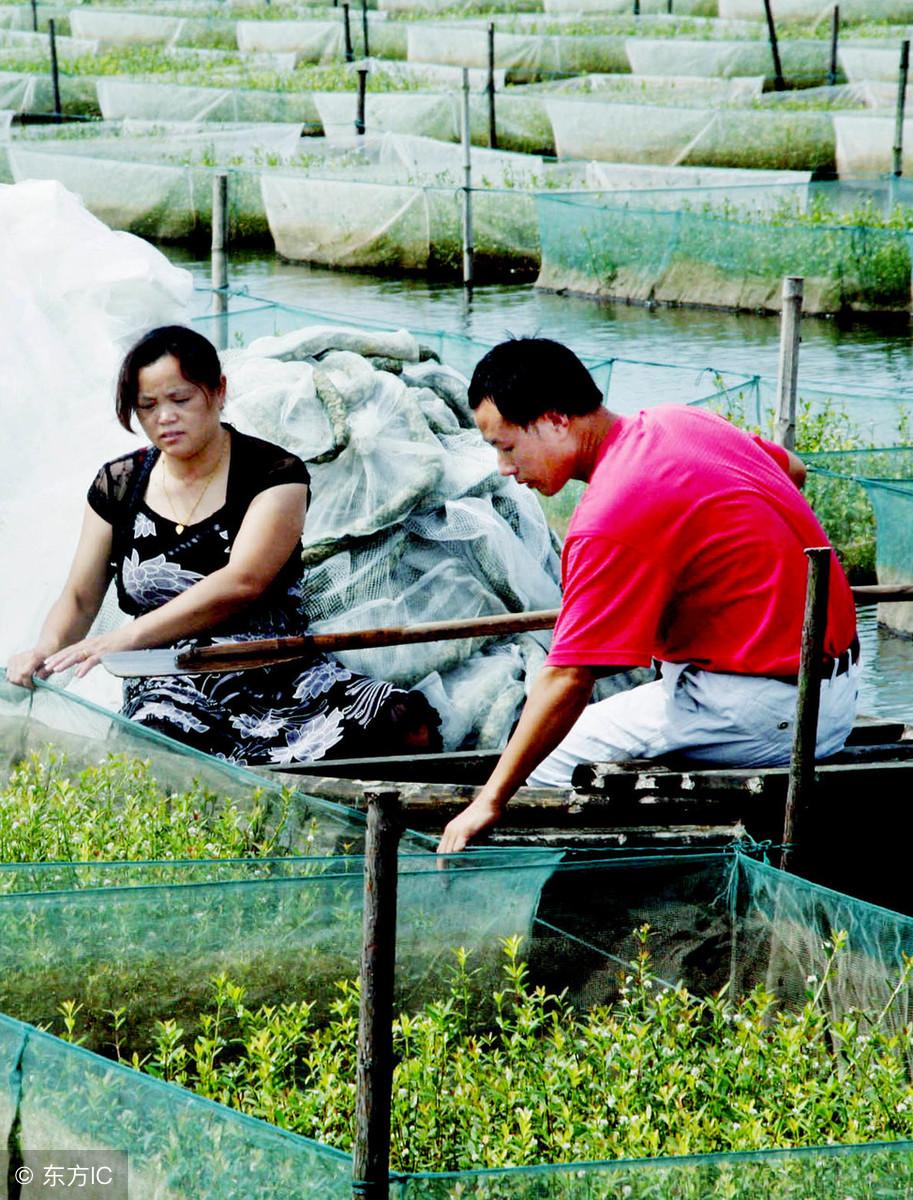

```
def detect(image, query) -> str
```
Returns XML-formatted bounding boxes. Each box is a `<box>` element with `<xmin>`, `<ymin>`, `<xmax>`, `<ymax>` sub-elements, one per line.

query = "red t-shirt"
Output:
<box><xmin>546</xmin><ymin>406</ymin><xmax>857</xmax><ymax>677</ymax></box>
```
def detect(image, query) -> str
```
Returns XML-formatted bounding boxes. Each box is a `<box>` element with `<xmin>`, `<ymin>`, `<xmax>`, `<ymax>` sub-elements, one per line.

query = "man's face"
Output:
<box><xmin>474</xmin><ymin>398</ymin><xmax>573</xmax><ymax>496</ymax></box>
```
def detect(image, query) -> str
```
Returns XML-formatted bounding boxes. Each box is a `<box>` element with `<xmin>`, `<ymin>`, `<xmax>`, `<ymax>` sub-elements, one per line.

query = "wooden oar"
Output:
<box><xmin>99</xmin><ymin>583</ymin><xmax>913</xmax><ymax>678</ymax></box>
<box><xmin>101</xmin><ymin>609</ymin><xmax>560</xmax><ymax>677</ymax></box>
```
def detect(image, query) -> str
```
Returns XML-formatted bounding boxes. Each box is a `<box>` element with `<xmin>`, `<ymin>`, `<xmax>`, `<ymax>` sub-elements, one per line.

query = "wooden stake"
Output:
<box><xmin>780</xmin><ymin>548</ymin><xmax>831</xmax><ymax>872</ymax></box>
<box><xmin>343</xmin><ymin>4</ymin><xmax>354</xmax><ymax>63</ymax></box>
<box><xmin>775</xmin><ymin>276</ymin><xmax>803</xmax><ymax>451</ymax></box>
<box><xmin>31</xmin><ymin>0</ymin><xmax>38</xmax><ymax>33</ymax></box>
<box><xmin>762</xmin><ymin>0</ymin><xmax>785</xmax><ymax>91</ymax></box>
<box><xmin>894</xmin><ymin>39</ymin><xmax>910</xmax><ymax>177</ymax></box>
<box><xmin>828</xmin><ymin>5</ymin><xmax>839</xmax><ymax>87</ymax></box>
<box><xmin>48</xmin><ymin>17</ymin><xmax>61</xmax><ymax>119</ymax></box>
<box><xmin>361</xmin><ymin>0</ymin><xmax>370</xmax><ymax>59</ymax></box>
<box><xmin>461</xmin><ymin>69</ymin><xmax>474</xmax><ymax>290</ymax></box>
<box><xmin>211</xmin><ymin>172</ymin><xmax>228</xmax><ymax>265</ymax></box>
<box><xmin>353</xmin><ymin>789</ymin><xmax>401</xmax><ymax>1200</ymax></box>
<box><xmin>356</xmin><ymin>66</ymin><xmax>368</xmax><ymax>135</ymax></box>
<box><xmin>487</xmin><ymin>22</ymin><xmax>497</xmax><ymax>149</ymax></box>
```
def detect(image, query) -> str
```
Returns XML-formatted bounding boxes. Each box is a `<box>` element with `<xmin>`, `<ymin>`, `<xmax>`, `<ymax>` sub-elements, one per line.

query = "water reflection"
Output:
<box><xmin>857</xmin><ymin>606</ymin><xmax>913</xmax><ymax>721</ymax></box>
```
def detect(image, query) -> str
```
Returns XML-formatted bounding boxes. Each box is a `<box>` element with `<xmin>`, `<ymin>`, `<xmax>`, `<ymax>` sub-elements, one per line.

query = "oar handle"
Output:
<box><xmin>176</xmin><ymin>609</ymin><xmax>561</xmax><ymax>671</ymax></box>
<box><xmin>173</xmin><ymin>586</ymin><xmax>913</xmax><ymax>672</ymax></box>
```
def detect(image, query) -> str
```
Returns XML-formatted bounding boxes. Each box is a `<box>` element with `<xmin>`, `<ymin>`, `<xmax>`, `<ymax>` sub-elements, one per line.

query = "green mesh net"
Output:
<box><xmin>1</xmin><ymin>848</ymin><xmax>913</xmax><ymax>1194</ymax></box>
<box><xmin>535</xmin><ymin>189</ymin><xmax>913</xmax><ymax>314</ymax></box>
<box><xmin>0</xmin><ymin>672</ymin><xmax>420</xmax><ymax>857</ymax></box>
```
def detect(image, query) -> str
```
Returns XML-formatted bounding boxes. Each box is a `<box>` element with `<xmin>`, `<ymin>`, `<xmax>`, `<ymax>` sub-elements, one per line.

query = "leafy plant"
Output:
<box><xmin>57</xmin><ymin>927</ymin><xmax>913</xmax><ymax>1171</ymax></box>
<box><xmin>0</xmin><ymin>749</ymin><xmax>297</xmax><ymax>864</ymax></box>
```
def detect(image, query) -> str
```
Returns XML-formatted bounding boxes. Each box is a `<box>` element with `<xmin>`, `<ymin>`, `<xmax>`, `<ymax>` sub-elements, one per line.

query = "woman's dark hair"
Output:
<box><xmin>467</xmin><ymin>337</ymin><xmax>602</xmax><ymax>427</ymax></box>
<box><xmin>116</xmin><ymin>325</ymin><xmax>222</xmax><ymax>431</ymax></box>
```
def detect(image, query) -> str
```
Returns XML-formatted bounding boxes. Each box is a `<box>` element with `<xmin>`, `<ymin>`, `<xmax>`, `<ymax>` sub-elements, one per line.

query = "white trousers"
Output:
<box><xmin>528</xmin><ymin>660</ymin><xmax>861</xmax><ymax>790</ymax></box>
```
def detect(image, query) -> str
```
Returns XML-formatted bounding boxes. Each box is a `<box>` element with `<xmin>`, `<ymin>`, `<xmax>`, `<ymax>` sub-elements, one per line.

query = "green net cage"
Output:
<box><xmin>0</xmin><ymin>844</ymin><xmax>913</xmax><ymax>1195</ymax></box>
<box><xmin>536</xmin><ymin>187</ymin><xmax>913</xmax><ymax>314</ymax></box>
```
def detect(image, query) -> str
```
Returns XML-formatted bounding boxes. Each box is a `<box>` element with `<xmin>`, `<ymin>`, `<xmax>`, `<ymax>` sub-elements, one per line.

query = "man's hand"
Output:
<box><xmin>437</xmin><ymin>793</ymin><xmax>504</xmax><ymax>854</ymax></box>
<box><xmin>436</xmin><ymin>663</ymin><xmax>599</xmax><ymax>854</ymax></box>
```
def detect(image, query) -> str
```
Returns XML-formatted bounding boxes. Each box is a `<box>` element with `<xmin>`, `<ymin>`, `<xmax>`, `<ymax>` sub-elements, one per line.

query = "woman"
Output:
<box><xmin>7</xmin><ymin>326</ymin><xmax>441</xmax><ymax>765</ymax></box>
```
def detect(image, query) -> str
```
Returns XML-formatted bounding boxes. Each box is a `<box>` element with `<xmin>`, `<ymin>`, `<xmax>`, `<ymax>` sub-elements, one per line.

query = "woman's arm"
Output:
<box><xmin>6</xmin><ymin>505</ymin><xmax>113</xmax><ymax>688</ymax></box>
<box><xmin>44</xmin><ymin>483</ymin><xmax>309</xmax><ymax>679</ymax></box>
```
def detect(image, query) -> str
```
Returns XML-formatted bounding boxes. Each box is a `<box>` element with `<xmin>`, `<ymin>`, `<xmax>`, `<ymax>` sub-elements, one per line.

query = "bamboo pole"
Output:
<box><xmin>775</xmin><ymin>276</ymin><xmax>803</xmax><ymax>451</ymax></box>
<box><xmin>48</xmin><ymin>17</ymin><xmax>61</xmax><ymax>119</ymax></box>
<box><xmin>356</xmin><ymin>66</ymin><xmax>368</xmax><ymax>135</ymax></box>
<box><xmin>211</xmin><ymin>172</ymin><xmax>228</xmax><ymax>280</ymax></box>
<box><xmin>762</xmin><ymin>0</ymin><xmax>785</xmax><ymax>91</ymax></box>
<box><xmin>828</xmin><ymin>5</ymin><xmax>839</xmax><ymax>87</ymax></box>
<box><xmin>352</xmin><ymin>789</ymin><xmax>401</xmax><ymax>1200</ymax></box>
<box><xmin>780</xmin><ymin>548</ymin><xmax>831</xmax><ymax>873</ymax></box>
<box><xmin>487</xmin><ymin>22</ymin><xmax>497</xmax><ymax>149</ymax></box>
<box><xmin>361</xmin><ymin>0</ymin><xmax>370</xmax><ymax>59</ymax></box>
<box><xmin>461</xmin><ymin>68</ymin><xmax>474</xmax><ymax>290</ymax></box>
<box><xmin>31</xmin><ymin>0</ymin><xmax>38</xmax><ymax>33</ymax></box>
<box><xmin>211</xmin><ymin>172</ymin><xmax>229</xmax><ymax>347</ymax></box>
<box><xmin>893</xmin><ymin>39</ymin><xmax>910</xmax><ymax>177</ymax></box>
<box><xmin>343</xmin><ymin>4</ymin><xmax>354</xmax><ymax>63</ymax></box>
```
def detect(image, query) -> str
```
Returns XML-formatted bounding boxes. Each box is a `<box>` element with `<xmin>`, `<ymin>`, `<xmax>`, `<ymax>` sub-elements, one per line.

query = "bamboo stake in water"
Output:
<box><xmin>461</xmin><ymin>69</ymin><xmax>474</xmax><ymax>290</ymax></box>
<box><xmin>894</xmin><ymin>39</ymin><xmax>910</xmax><ymax>177</ymax></box>
<box><xmin>780</xmin><ymin>548</ymin><xmax>831</xmax><ymax>872</ymax></box>
<box><xmin>356</xmin><ymin>66</ymin><xmax>368</xmax><ymax>135</ymax></box>
<box><xmin>828</xmin><ymin>5</ymin><xmax>840</xmax><ymax>87</ymax></box>
<box><xmin>352</xmin><ymin>789</ymin><xmax>401</xmax><ymax>1200</ymax></box>
<box><xmin>487</xmin><ymin>22</ymin><xmax>497</xmax><ymax>149</ymax></box>
<box><xmin>211</xmin><ymin>173</ymin><xmax>229</xmax><ymax>346</ymax></box>
<box><xmin>762</xmin><ymin>0</ymin><xmax>785</xmax><ymax>91</ymax></box>
<box><xmin>775</xmin><ymin>276</ymin><xmax>803</xmax><ymax>451</ymax></box>
<box><xmin>48</xmin><ymin>17</ymin><xmax>61</xmax><ymax>119</ymax></box>
<box><xmin>343</xmin><ymin>4</ymin><xmax>354</xmax><ymax>63</ymax></box>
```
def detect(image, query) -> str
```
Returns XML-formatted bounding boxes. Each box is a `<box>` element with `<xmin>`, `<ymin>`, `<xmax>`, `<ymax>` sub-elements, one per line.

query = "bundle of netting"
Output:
<box><xmin>224</xmin><ymin>326</ymin><xmax>563</xmax><ymax>751</ymax></box>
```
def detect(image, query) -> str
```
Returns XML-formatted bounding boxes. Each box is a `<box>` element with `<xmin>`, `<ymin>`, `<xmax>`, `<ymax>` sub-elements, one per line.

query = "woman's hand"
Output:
<box><xmin>5</xmin><ymin>648</ymin><xmax>52</xmax><ymax>690</ymax></box>
<box><xmin>43</xmin><ymin>627</ymin><xmax>136</xmax><ymax>681</ymax></box>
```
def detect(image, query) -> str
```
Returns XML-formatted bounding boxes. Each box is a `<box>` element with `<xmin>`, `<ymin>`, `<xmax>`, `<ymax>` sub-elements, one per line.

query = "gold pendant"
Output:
<box><xmin>175</xmin><ymin>524</ymin><xmax>185</xmax><ymax>534</ymax></box>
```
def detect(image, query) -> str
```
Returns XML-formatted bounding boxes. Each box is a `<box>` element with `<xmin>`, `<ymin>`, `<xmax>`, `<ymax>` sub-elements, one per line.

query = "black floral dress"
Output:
<box><xmin>87</xmin><ymin>425</ymin><xmax>440</xmax><ymax>766</ymax></box>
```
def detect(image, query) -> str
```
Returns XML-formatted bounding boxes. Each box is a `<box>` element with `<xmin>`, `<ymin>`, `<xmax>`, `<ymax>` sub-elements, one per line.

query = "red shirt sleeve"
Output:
<box><xmin>752</xmin><ymin>435</ymin><xmax>790</xmax><ymax>475</ymax></box>
<box><xmin>546</xmin><ymin>535</ymin><xmax>670</xmax><ymax>668</ymax></box>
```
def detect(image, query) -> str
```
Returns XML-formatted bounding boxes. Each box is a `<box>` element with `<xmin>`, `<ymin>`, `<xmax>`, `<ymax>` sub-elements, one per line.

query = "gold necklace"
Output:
<box><xmin>160</xmin><ymin>435</ymin><xmax>228</xmax><ymax>534</ymax></box>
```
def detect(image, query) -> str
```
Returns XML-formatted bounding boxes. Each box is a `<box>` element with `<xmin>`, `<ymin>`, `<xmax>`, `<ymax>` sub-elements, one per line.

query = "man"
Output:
<box><xmin>437</xmin><ymin>338</ymin><xmax>859</xmax><ymax>853</ymax></box>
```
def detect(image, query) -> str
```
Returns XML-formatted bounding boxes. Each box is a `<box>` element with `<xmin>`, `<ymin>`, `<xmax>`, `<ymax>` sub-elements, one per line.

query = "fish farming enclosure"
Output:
<box><xmin>7</xmin><ymin>0</ymin><xmax>913</xmax><ymax>308</ymax></box>
<box><xmin>6</xmin><ymin>0</ymin><xmax>913</xmax><ymax>1193</ymax></box>
<box><xmin>5</xmin><ymin>681</ymin><xmax>913</xmax><ymax>1196</ymax></box>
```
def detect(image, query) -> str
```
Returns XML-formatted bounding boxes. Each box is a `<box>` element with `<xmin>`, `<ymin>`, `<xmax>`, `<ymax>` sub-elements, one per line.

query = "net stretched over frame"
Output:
<box><xmin>535</xmin><ymin>188</ymin><xmax>913</xmax><ymax>314</ymax></box>
<box><xmin>1</xmin><ymin>850</ymin><xmax>913</xmax><ymax>1195</ymax></box>
<box><xmin>0</xmin><ymin>672</ymin><xmax>409</xmax><ymax>857</ymax></box>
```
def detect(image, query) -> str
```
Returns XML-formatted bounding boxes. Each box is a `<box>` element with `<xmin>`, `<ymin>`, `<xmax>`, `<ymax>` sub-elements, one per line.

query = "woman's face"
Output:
<box><xmin>134</xmin><ymin>354</ymin><xmax>224</xmax><ymax>458</ymax></box>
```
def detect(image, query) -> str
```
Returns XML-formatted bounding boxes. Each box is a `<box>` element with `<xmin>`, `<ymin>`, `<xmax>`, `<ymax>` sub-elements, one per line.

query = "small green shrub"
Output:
<box><xmin>0</xmin><ymin>749</ymin><xmax>294</xmax><ymax>863</ymax></box>
<box><xmin>61</xmin><ymin>927</ymin><xmax>913</xmax><ymax>1170</ymax></box>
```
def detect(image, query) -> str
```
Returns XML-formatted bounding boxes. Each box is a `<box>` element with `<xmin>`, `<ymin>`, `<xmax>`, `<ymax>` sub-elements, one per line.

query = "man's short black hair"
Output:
<box><xmin>468</xmin><ymin>337</ymin><xmax>602</xmax><ymax>427</ymax></box>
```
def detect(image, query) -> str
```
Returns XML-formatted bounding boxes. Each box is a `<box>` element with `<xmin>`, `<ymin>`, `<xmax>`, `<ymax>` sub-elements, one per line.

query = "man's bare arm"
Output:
<box><xmin>436</xmin><ymin>664</ymin><xmax>598</xmax><ymax>853</ymax></box>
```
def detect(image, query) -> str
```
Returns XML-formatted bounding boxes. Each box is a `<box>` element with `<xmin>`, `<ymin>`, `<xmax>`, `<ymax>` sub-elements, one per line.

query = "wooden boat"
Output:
<box><xmin>269</xmin><ymin>714</ymin><xmax>913</xmax><ymax>915</ymax></box>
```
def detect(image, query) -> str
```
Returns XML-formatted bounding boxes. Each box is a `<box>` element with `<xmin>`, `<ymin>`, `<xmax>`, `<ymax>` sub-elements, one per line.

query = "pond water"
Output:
<box><xmin>173</xmin><ymin>248</ymin><xmax>913</xmax><ymax>398</ymax></box>
<box><xmin>169</xmin><ymin>247</ymin><xmax>913</xmax><ymax>721</ymax></box>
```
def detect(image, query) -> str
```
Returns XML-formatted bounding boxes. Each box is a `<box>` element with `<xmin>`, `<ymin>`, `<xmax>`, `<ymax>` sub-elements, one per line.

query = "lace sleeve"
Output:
<box><xmin>86</xmin><ymin>452</ymin><xmax>143</xmax><ymax>525</ymax></box>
